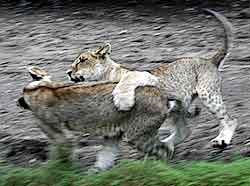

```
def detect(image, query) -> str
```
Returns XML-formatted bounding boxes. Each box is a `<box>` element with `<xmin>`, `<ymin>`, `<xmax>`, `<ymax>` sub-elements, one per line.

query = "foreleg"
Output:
<box><xmin>88</xmin><ymin>137</ymin><xmax>120</xmax><ymax>174</ymax></box>
<box><xmin>112</xmin><ymin>71</ymin><xmax>159</xmax><ymax>111</ymax></box>
<box><xmin>37</xmin><ymin>122</ymin><xmax>73</xmax><ymax>163</ymax></box>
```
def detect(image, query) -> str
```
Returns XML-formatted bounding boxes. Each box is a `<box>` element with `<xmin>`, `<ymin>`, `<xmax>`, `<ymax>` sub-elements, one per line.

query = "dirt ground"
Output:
<box><xmin>0</xmin><ymin>1</ymin><xmax>250</xmax><ymax>166</ymax></box>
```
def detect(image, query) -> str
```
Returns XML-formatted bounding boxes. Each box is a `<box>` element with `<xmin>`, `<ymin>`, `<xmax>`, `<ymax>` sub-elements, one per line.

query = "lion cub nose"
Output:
<box><xmin>66</xmin><ymin>70</ymin><xmax>72</xmax><ymax>77</ymax></box>
<box><xmin>79</xmin><ymin>76</ymin><xmax>85</xmax><ymax>81</ymax></box>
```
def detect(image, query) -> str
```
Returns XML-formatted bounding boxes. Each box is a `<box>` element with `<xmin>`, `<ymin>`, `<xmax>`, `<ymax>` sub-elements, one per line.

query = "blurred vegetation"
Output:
<box><xmin>0</xmin><ymin>158</ymin><xmax>250</xmax><ymax>186</ymax></box>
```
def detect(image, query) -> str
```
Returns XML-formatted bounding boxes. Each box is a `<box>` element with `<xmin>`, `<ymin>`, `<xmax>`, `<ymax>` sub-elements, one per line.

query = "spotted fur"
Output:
<box><xmin>67</xmin><ymin>9</ymin><xmax>237</xmax><ymax>155</ymax></box>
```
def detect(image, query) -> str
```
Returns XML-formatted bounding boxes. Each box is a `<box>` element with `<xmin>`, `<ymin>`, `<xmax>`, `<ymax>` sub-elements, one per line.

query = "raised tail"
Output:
<box><xmin>203</xmin><ymin>9</ymin><xmax>233</xmax><ymax>71</ymax></box>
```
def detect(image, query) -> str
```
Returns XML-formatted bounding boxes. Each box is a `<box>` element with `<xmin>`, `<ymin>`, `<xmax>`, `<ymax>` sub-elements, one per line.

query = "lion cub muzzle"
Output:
<box><xmin>66</xmin><ymin>70</ymin><xmax>85</xmax><ymax>83</ymax></box>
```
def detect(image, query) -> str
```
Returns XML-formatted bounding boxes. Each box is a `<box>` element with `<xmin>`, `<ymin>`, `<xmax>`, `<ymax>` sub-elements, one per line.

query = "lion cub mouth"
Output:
<box><xmin>67</xmin><ymin>70</ymin><xmax>85</xmax><ymax>83</ymax></box>
<box><xmin>70</xmin><ymin>76</ymin><xmax>85</xmax><ymax>83</ymax></box>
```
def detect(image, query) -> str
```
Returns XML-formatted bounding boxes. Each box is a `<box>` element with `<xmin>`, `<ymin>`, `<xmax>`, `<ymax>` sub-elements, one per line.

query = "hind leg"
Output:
<box><xmin>158</xmin><ymin>114</ymin><xmax>191</xmax><ymax>157</ymax></box>
<box><xmin>197</xmin><ymin>80</ymin><xmax>237</xmax><ymax>147</ymax></box>
<box><xmin>168</xmin><ymin>95</ymin><xmax>200</xmax><ymax>118</ymax></box>
<box><xmin>158</xmin><ymin>101</ymin><xmax>191</xmax><ymax>158</ymax></box>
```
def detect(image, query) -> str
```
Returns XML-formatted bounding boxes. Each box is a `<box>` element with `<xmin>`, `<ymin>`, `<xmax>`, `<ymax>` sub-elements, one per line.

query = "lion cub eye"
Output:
<box><xmin>79</xmin><ymin>57</ymin><xmax>86</xmax><ymax>63</ymax></box>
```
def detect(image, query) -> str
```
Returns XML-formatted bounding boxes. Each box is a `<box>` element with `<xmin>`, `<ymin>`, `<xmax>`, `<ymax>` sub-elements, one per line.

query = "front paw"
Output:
<box><xmin>211</xmin><ymin>136</ymin><xmax>228</xmax><ymax>148</ymax></box>
<box><xmin>113</xmin><ymin>92</ymin><xmax>135</xmax><ymax>111</ymax></box>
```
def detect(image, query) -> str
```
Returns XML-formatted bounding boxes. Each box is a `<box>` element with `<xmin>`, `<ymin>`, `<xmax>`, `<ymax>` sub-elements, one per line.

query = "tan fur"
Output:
<box><xmin>19</xmin><ymin>67</ymin><xmax>183</xmax><ymax>171</ymax></box>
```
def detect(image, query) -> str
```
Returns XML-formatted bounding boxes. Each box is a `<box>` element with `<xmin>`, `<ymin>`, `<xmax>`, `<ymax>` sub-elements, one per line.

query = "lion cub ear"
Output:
<box><xmin>28</xmin><ymin>66</ymin><xmax>50</xmax><ymax>81</ymax></box>
<box><xmin>95</xmin><ymin>43</ymin><xmax>111</xmax><ymax>56</ymax></box>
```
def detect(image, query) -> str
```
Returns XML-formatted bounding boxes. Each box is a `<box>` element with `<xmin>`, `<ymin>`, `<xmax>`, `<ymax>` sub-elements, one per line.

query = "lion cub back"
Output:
<box><xmin>21</xmin><ymin>81</ymin><xmax>166</xmax><ymax>136</ymax></box>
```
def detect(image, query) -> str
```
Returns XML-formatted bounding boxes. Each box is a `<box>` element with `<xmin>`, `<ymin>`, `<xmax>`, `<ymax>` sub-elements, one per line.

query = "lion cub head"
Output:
<box><xmin>67</xmin><ymin>43</ymin><xmax>114</xmax><ymax>83</ymax></box>
<box><xmin>17</xmin><ymin>66</ymin><xmax>51</xmax><ymax>110</ymax></box>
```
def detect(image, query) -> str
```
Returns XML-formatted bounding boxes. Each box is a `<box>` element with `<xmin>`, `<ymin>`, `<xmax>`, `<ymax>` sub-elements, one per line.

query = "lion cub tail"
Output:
<box><xmin>204</xmin><ymin>9</ymin><xmax>233</xmax><ymax>71</ymax></box>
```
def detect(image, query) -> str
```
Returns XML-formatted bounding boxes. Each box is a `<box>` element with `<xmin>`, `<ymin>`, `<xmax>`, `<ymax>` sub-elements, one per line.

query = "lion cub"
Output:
<box><xmin>67</xmin><ymin>9</ymin><xmax>237</xmax><ymax>150</ymax></box>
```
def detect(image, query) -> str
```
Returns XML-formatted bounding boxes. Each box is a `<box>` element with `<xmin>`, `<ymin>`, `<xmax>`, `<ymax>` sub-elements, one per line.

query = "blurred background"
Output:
<box><xmin>0</xmin><ymin>0</ymin><xmax>250</xmax><ymax>167</ymax></box>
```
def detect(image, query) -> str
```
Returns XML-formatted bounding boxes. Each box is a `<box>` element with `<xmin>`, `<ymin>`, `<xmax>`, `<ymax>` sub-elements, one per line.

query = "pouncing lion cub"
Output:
<box><xmin>67</xmin><ymin>9</ymin><xmax>237</xmax><ymax>150</ymax></box>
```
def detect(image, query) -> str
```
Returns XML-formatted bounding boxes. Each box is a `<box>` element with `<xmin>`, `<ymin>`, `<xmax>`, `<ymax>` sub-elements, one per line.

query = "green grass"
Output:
<box><xmin>0</xmin><ymin>158</ymin><xmax>250</xmax><ymax>186</ymax></box>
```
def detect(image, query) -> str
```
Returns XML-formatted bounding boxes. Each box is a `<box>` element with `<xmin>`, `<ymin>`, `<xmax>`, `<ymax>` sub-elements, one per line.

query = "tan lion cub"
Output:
<box><xmin>19</xmin><ymin>66</ymin><xmax>192</xmax><ymax>171</ymax></box>
<box><xmin>67</xmin><ymin>9</ymin><xmax>237</xmax><ymax>150</ymax></box>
